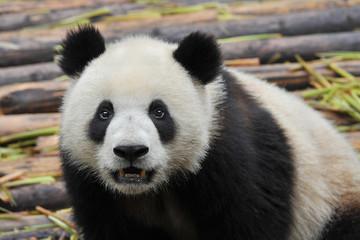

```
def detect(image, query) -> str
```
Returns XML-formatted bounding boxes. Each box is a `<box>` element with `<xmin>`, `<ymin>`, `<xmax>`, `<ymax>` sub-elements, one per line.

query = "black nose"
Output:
<box><xmin>113</xmin><ymin>145</ymin><xmax>149</xmax><ymax>163</ymax></box>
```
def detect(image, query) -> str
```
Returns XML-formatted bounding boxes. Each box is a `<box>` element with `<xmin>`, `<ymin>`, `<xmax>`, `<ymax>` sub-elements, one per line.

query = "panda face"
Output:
<box><xmin>60</xmin><ymin>33</ymin><xmax>223</xmax><ymax>195</ymax></box>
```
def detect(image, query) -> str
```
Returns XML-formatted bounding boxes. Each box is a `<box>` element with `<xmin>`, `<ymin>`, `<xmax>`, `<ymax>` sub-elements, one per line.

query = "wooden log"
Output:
<box><xmin>0</xmin><ymin>113</ymin><xmax>61</xmax><ymax>136</ymax></box>
<box><xmin>0</xmin><ymin>61</ymin><xmax>62</xmax><ymax>86</ymax></box>
<box><xmin>0</xmin><ymin>182</ymin><xmax>69</xmax><ymax>212</ymax></box>
<box><xmin>0</xmin><ymin>2</ymin><xmax>146</xmax><ymax>32</ymax></box>
<box><xmin>0</xmin><ymin>0</ymin><xmax>125</xmax><ymax>14</ymax></box>
<box><xmin>0</xmin><ymin>0</ymin><xmax>353</xmax><ymax>32</ymax></box>
<box><xmin>221</xmin><ymin>31</ymin><xmax>360</xmax><ymax>63</ymax></box>
<box><xmin>344</xmin><ymin>132</ymin><xmax>360</xmax><ymax>150</ymax></box>
<box><xmin>0</xmin><ymin>155</ymin><xmax>61</xmax><ymax>178</ymax></box>
<box><xmin>0</xmin><ymin>8</ymin><xmax>91</xmax><ymax>32</ymax></box>
<box><xmin>154</xmin><ymin>5</ymin><xmax>360</xmax><ymax>41</ymax></box>
<box><xmin>37</xmin><ymin>135</ymin><xmax>60</xmax><ymax>149</ymax></box>
<box><xmin>1</xmin><ymin>5</ymin><xmax>360</xmax><ymax>66</ymax></box>
<box><xmin>0</xmin><ymin>80</ymin><xmax>69</xmax><ymax>114</ymax></box>
<box><xmin>0</xmin><ymin>228</ymin><xmax>67</xmax><ymax>240</ymax></box>
<box><xmin>229</xmin><ymin>0</ymin><xmax>356</xmax><ymax>15</ymax></box>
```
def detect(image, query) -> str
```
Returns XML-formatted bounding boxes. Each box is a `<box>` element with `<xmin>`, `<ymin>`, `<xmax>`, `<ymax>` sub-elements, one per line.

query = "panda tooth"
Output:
<box><xmin>119</xmin><ymin>170</ymin><xmax>125</xmax><ymax>177</ymax></box>
<box><xmin>125</xmin><ymin>173</ymin><xmax>140</xmax><ymax>178</ymax></box>
<box><xmin>140</xmin><ymin>170</ymin><xmax>146</xmax><ymax>177</ymax></box>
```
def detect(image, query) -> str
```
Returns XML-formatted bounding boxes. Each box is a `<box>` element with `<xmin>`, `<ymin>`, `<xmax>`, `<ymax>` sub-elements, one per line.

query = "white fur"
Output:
<box><xmin>61</xmin><ymin>36</ymin><xmax>224</xmax><ymax>195</ymax></box>
<box><xmin>229</xmin><ymin>69</ymin><xmax>360</xmax><ymax>240</ymax></box>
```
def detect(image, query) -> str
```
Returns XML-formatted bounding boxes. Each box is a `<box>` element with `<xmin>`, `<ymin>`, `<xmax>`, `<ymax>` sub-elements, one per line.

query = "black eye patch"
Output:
<box><xmin>148</xmin><ymin>99</ymin><xmax>176</xmax><ymax>144</ymax></box>
<box><xmin>88</xmin><ymin>100</ymin><xmax>114</xmax><ymax>143</ymax></box>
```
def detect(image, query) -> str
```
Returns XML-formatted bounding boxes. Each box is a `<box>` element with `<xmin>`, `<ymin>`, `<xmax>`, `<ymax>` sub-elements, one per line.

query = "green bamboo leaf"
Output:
<box><xmin>321</xmin><ymin>85</ymin><xmax>340</xmax><ymax>103</ymax></box>
<box><xmin>295</xmin><ymin>54</ymin><xmax>332</xmax><ymax>88</ymax></box>
<box><xmin>322</xmin><ymin>58</ymin><xmax>356</xmax><ymax>81</ymax></box>
<box><xmin>317</xmin><ymin>51</ymin><xmax>360</xmax><ymax>60</ymax></box>
<box><xmin>336</xmin><ymin>124</ymin><xmax>360</xmax><ymax>132</ymax></box>
<box><xmin>339</xmin><ymin>91</ymin><xmax>360</xmax><ymax>111</ymax></box>
<box><xmin>218</xmin><ymin>33</ymin><xmax>282</xmax><ymax>43</ymax></box>
<box><xmin>70</xmin><ymin>233</ymin><xmax>80</xmax><ymax>240</ymax></box>
<box><xmin>8</xmin><ymin>139</ymin><xmax>37</xmax><ymax>148</ymax></box>
<box><xmin>0</xmin><ymin>214</ymin><xmax>20</xmax><ymax>220</ymax></box>
<box><xmin>1</xmin><ymin>187</ymin><xmax>16</xmax><ymax>205</ymax></box>
<box><xmin>101</xmin><ymin>11</ymin><xmax>161</xmax><ymax>23</ymax></box>
<box><xmin>3</xmin><ymin>176</ymin><xmax>56</xmax><ymax>188</ymax></box>
<box><xmin>24</xmin><ymin>223</ymin><xmax>57</xmax><ymax>230</ymax></box>
<box><xmin>0</xmin><ymin>206</ymin><xmax>12</xmax><ymax>213</ymax></box>
<box><xmin>48</xmin><ymin>215</ymin><xmax>77</xmax><ymax>235</ymax></box>
<box><xmin>157</xmin><ymin>4</ymin><xmax>205</xmax><ymax>15</ymax></box>
<box><xmin>302</xmin><ymin>88</ymin><xmax>331</xmax><ymax>98</ymax></box>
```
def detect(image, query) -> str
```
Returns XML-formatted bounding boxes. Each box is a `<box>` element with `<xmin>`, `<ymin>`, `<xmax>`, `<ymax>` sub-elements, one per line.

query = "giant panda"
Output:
<box><xmin>58</xmin><ymin>25</ymin><xmax>360</xmax><ymax>240</ymax></box>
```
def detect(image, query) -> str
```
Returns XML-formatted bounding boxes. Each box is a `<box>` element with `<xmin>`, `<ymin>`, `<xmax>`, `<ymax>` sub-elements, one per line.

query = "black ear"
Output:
<box><xmin>173</xmin><ymin>32</ymin><xmax>222</xmax><ymax>85</ymax></box>
<box><xmin>59</xmin><ymin>25</ymin><xmax>105</xmax><ymax>77</ymax></box>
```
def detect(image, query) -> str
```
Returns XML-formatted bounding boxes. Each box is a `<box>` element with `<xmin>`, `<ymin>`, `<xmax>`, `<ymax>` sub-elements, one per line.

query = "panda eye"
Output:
<box><xmin>153</xmin><ymin>109</ymin><xmax>165</xmax><ymax>119</ymax></box>
<box><xmin>99</xmin><ymin>110</ymin><xmax>111</xmax><ymax>120</ymax></box>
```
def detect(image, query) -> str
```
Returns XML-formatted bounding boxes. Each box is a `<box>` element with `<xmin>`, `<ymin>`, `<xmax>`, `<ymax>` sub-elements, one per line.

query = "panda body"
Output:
<box><xmin>59</xmin><ymin>25</ymin><xmax>360</xmax><ymax>240</ymax></box>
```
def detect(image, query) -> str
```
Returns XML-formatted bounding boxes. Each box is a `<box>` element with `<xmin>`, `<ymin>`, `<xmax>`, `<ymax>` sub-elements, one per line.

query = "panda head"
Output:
<box><xmin>59</xmin><ymin>25</ymin><xmax>223</xmax><ymax>195</ymax></box>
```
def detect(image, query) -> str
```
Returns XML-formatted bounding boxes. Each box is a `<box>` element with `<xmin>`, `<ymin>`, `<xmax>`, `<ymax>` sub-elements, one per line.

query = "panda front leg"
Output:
<box><xmin>76</xmin><ymin>209</ymin><xmax>170</xmax><ymax>240</ymax></box>
<box><xmin>61</xmin><ymin>161</ymin><xmax>170</xmax><ymax>240</ymax></box>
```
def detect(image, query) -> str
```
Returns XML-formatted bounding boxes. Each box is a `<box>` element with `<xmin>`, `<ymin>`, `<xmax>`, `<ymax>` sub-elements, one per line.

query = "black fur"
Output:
<box><xmin>61</xmin><ymin>69</ymin><xmax>295</xmax><ymax>239</ymax></box>
<box><xmin>171</xmin><ymin>71</ymin><xmax>294</xmax><ymax>239</ymax></box>
<box><xmin>319</xmin><ymin>209</ymin><xmax>360</xmax><ymax>240</ymax></box>
<box><xmin>148</xmin><ymin>99</ymin><xmax>176</xmax><ymax>144</ymax></box>
<box><xmin>61</xmin><ymin>152</ymin><xmax>171</xmax><ymax>240</ymax></box>
<box><xmin>59</xmin><ymin>25</ymin><xmax>105</xmax><ymax>77</ymax></box>
<box><xmin>173</xmin><ymin>32</ymin><xmax>222</xmax><ymax>85</ymax></box>
<box><xmin>88</xmin><ymin>100</ymin><xmax>114</xmax><ymax>143</ymax></box>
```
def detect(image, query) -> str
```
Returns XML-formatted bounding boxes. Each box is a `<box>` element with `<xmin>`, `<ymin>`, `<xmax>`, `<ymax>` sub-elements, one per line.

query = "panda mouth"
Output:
<box><xmin>113</xmin><ymin>166</ymin><xmax>153</xmax><ymax>184</ymax></box>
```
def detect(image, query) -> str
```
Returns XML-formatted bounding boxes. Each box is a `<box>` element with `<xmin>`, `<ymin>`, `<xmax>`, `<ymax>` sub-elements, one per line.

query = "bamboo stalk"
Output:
<box><xmin>7</xmin><ymin>139</ymin><xmax>37</xmax><ymax>148</ymax></box>
<box><xmin>217</xmin><ymin>33</ymin><xmax>282</xmax><ymax>43</ymax></box>
<box><xmin>1</xmin><ymin>186</ymin><xmax>15</xmax><ymax>204</ymax></box>
<box><xmin>322</xmin><ymin>58</ymin><xmax>356</xmax><ymax>80</ymax></box>
<box><xmin>339</xmin><ymin>91</ymin><xmax>360</xmax><ymax>112</ymax></box>
<box><xmin>321</xmin><ymin>85</ymin><xmax>340</xmax><ymax>103</ymax></box>
<box><xmin>224</xmin><ymin>58</ymin><xmax>260</xmax><ymax>66</ymax></box>
<box><xmin>100</xmin><ymin>11</ymin><xmax>161</xmax><ymax>23</ymax></box>
<box><xmin>317</xmin><ymin>51</ymin><xmax>360</xmax><ymax>60</ymax></box>
<box><xmin>24</xmin><ymin>223</ymin><xmax>57</xmax><ymax>230</ymax></box>
<box><xmin>0</xmin><ymin>126</ymin><xmax>60</xmax><ymax>145</ymax></box>
<box><xmin>0</xmin><ymin>170</ymin><xmax>25</xmax><ymax>185</ymax></box>
<box><xmin>0</xmin><ymin>214</ymin><xmax>20</xmax><ymax>220</ymax></box>
<box><xmin>0</xmin><ymin>206</ymin><xmax>12</xmax><ymax>213</ymax></box>
<box><xmin>36</xmin><ymin>206</ymin><xmax>76</xmax><ymax>229</ymax></box>
<box><xmin>48</xmin><ymin>215</ymin><xmax>76</xmax><ymax>235</ymax></box>
<box><xmin>27</xmin><ymin>7</ymin><xmax>110</xmax><ymax>29</ymax></box>
<box><xmin>336</xmin><ymin>123</ymin><xmax>360</xmax><ymax>132</ymax></box>
<box><xmin>2</xmin><ymin>176</ymin><xmax>55</xmax><ymax>188</ymax></box>
<box><xmin>302</xmin><ymin>88</ymin><xmax>331</xmax><ymax>98</ymax></box>
<box><xmin>295</xmin><ymin>54</ymin><xmax>332</xmax><ymax>88</ymax></box>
